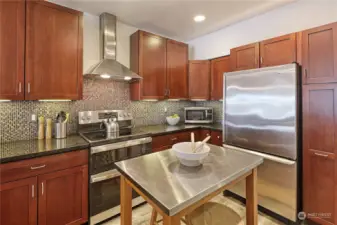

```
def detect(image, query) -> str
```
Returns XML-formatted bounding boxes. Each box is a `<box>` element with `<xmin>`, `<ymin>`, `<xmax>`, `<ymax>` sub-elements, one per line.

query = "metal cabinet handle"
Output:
<box><xmin>217</xmin><ymin>136</ymin><xmax>220</xmax><ymax>139</ymax></box>
<box><xmin>171</xmin><ymin>137</ymin><xmax>178</xmax><ymax>141</ymax></box>
<box><xmin>314</xmin><ymin>152</ymin><xmax>329</xmax><ymax>158</ymax></box>
<box><xmin>19</xmin><ymin>82</ymin><xmax>22</xmax><ymax>93</ymax></box>
<box><xmin>305</xmin><ymin>69</ymin><xmax>308</xmax><ymax>79</ymax></box>
<box><xmin>41</xmin><ymin>182</ymin><xmax>44</xmax><ymax>196</ymax></box>
<box><xmin>32</xmin><ymin>185</ymin><xmax>35</xmax><ymax>198</ymax></box>
<box><xmin>260</xmin><ymin>57</ymin><xmax>263</xmax><ymax>64</ymax></box>
<box><xmin>30</xmin><ymin>164</ymin><xmax>46</xmax><ymax>170</ymax></box>
<box><xmin>27</xmin><ymin>83</ymin><xmax>31</xmax><ymax>93</ymax></box>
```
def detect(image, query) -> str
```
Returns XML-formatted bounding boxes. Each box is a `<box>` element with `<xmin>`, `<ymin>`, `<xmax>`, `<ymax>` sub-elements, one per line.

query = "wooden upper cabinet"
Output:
<box><xmin>166</xmin><ymin>39</ymin><xmax>188</xmax><ymax>99</ymax></box>
<box><xmin>38</xmin><ymin>165</ymin><xmax>88</xmax><ymax>225</ymax></box>
<box><xmin>302</xmin><ymin>22</ymin><xmax>337</xmax><ymax>84</ymax></box>
<box><xmin>210</xmin><ymin>56</ymin><xmax>230</xmax><ymax>100</ymax></box>
<box><xmin>260</xmin><ymin>33</ymin><xmax>297</xmax><ymax>67</ymax></box>
<box><xmin>130</xmin><ymin>31</ymin><xmax>167</xmax><ymax>100</ymax></box>
<box><xmin>25</xmin><ymin>1</ymin><xmax>83</xmax><ymax>100</ymax></box>
<box><xmin>0</xmin><ymin>177</ymin><xmax>37</xmax><ymax>225</ymax></box>
<box><xmin>303</xmin><ymin>84</ymin><xmax>337</xmax><ymax>225</ymax></box>
<box><xmin>0</xmin><ymin>0</ymin><xmax>25</xmax><ymax>100</ymax></box>
<box><xmin>230</xmin><ymin>43</ymin><xmax>259</xmax><ymax>71</ymax></box>
<box><xmin>189</xmin><ymin>60</ymin><xmax>210</xmax><ymax>100</ymax></box>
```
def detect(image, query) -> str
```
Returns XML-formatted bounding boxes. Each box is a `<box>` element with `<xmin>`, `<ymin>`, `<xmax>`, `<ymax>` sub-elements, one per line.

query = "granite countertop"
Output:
<box><xmin>0</xmin><ymin>123</ymin><xmax>222</xmax><ymax>164</ymax></box>
<box><xmin>137</xmin><ymin>123</ymin><xmax>222</xmax><ymax>136</ymax></box>
<box><xmin>115</xmin><ymin>145</ymin><xmax>263</xmax><ymax>216</ymax></box>
<box><xmin>0</xmin><ymin>135</ymin><xmax>89</xmax><ymax>164</ymax></box>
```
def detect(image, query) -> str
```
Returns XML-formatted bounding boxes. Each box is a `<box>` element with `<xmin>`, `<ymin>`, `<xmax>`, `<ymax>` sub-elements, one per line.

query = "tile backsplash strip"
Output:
<box><xmin>0</xmin><ymin>78</ymin><xmax>195</xmax><ymax>143</ymax></box>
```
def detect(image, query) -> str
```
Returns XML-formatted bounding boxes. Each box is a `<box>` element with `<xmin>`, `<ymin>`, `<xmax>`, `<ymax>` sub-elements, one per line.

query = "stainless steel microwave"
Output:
<box><xmin>184</xmin><ymin>107</ymin><xmax>213</xmax><ymax>124</ymax></box>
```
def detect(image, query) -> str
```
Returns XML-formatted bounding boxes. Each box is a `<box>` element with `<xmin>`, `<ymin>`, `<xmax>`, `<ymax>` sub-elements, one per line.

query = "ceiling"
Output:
<box><xmin>51</xmin><ymin>0</ymin><xmax>296</xmax><ymax>41</ymax></box>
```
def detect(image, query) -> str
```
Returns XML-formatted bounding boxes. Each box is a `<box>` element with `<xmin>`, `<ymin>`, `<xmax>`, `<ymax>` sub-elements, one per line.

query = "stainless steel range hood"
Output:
<box><xmin>85</xmin><ymin>13</ymin><xmax>142</xmax><ymax>82</ymax></box>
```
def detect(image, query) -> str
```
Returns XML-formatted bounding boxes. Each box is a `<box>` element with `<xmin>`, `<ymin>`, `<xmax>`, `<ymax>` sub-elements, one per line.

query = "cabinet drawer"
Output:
<box><xmin>0</xmin><ymin>150</ymin><xmax>88</xmax><ymax>184</ymax></box>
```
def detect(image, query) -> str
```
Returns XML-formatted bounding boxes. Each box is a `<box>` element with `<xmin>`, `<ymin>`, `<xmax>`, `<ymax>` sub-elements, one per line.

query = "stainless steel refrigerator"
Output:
<box><xmin>222</xmin><ymin>63</ymin><xmax>300</xmax><ymax>222</ymax></box>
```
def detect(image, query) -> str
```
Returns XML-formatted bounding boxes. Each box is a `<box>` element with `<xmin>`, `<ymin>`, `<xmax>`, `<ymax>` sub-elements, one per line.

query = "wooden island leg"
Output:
<box><xmin>121</xmin><ymin>176</ymin><xmax>132</xmax><ymax>225</ymax></box>
<box><xmin>163</xmin><ymin>214</ymin><xmax>180</xmax><ymax>225</ymax></box>
<box><xmin>246</xmin><ymin>168</ymin><xmax>258</xmax><ymax>225</ymax></box>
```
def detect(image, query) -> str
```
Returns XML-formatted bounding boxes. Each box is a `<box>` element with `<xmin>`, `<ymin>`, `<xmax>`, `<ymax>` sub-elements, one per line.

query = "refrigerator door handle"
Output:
<box><xmin>222</xmin><ymin>144</ymin><xmax>296</xmax><ymax>165</ymax></box>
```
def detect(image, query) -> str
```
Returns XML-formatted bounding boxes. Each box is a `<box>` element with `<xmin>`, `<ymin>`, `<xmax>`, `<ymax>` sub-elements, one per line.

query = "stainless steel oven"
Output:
<box><xmin>89</xmin><ymin>137</ymin><xmax>152</xmax><ymax>224</ymax></box>
<box><xmin>184</xmin><ymin>107</ymin><xmax>213</xmax><ymax>124</ymax></box>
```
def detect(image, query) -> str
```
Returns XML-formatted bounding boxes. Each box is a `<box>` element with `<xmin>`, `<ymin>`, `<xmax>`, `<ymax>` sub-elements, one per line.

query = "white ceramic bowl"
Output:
<box><xmin>166</xmin><ymin>116</ymin><xmax>180</xmax><ymax>126</ymax></box>
<box><xmin>172</xmin><ymin>142</ymin><xmax>210</xmax><ymax>167</ymax></box>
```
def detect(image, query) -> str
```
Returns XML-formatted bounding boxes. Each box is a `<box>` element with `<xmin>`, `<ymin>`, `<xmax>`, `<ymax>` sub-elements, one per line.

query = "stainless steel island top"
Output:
<box><xmin>115</xmin><ymin>144</ymin><xmax>263</xmax><ymax>216</ymax></box>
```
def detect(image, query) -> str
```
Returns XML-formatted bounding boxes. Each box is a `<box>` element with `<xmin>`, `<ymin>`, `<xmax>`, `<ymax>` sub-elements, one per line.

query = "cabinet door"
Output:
<box><xmin>211</xmin><ymin>131</ymin><xmax>223</xmax><ymax>146</ymax></box>
<box><xmin>302</xmin><ymin>23</ymin><xmax>337</xmax><ymax>84</ymax></box>
<box><xmin>199</xmin><ymin>129</ymin><xmax>211</xmax><ymax>142</ymax></box>
<box><xmin>140</xmin><ymin>31</ymin><xmax>167</xmax><ymax>100</ymax></box>
<box><xmin>0</xmin><ymin>0</ymin><xmax>25</xmax><ymax>100</ymax></box>
<box><xmin>25</xmin><ymin>1</ymin><xmax>83</xmax><ymax>100</ymax></box>
<box><xmin>189</xmin><ymin>60</ymin><xmax>210</xmax><ymax>100</ymax></box>
<box><xmin>210</xmin><ymin>56</ymin><xmax>230</xmax><ymax>100</ymax></box>
<box><xmin>260</xmin><ymin>33</ymin><xmax>297</xmax><ymax>67</ymax></box>
<box><xmin>303</xmin><ymin>84</ymin><xmax>337</xmax><ymax>225</ymax></box>
<box><xmin>0</xmin><ymin>177</ymin><xmax>37</xmax><ymax>225</ymax></box>
<box><xmin>38</xmin><ymin>165</ymin><xmax>88</xmax><ymax>225</ymax></box>
<box><xmin>230</xmin><ymin>43</ymin><xmax>259</xmax><ymax>71</ymax></box>
<box><xmin>167</xmin><ymin>40</ymin><xmax>188</xmax><ymax>100</ymax></box>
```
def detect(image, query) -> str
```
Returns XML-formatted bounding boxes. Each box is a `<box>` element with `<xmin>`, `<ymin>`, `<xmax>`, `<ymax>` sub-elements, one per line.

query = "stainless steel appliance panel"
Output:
<box><xmin>223</xmin><ymin>145</ymin><xmax>298</xmax><ymax>222</ymax></box>
<box><xmin>223</xmin><ymin>64</ymin><xmax>298</xmax><ymax>160</ymax></box>
<box><xmin>185</xmin><ymin>107</ymin><xmax>213</xmax><ymax>124</ymax></box>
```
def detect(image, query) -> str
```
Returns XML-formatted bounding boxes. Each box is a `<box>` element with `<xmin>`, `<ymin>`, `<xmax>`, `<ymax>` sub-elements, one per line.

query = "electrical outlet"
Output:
<box><xmin>31</xmin><ymin>114</ymin><xmax>37</xmax><ymax>122</ymax></box>
<box><xmin>164</xmin><ymin>107</ymin><xmax>167</xmax><ymax>113</ymax></box>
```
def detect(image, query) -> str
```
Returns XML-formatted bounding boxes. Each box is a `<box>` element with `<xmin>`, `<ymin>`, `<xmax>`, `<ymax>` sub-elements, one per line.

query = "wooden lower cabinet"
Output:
<box><xmin>303</xmin><ymin>84</ymin><xmax>337</xmax><ymax>225</ymax></box>
<box><xmin>0</xmin><ymin>177</ymin><xmax>37</xmax><ymax>225</ymax></box>
<box><xmin>0</xmin><ymin>151</ymin><xmax>88</xmax><ymax>225</ymax></box>
<box><xmin>38</xmin><ymin>165</ymin><xmax>88</xmax><ymax>225</ymax></box>
<box><xmin>210</xmin><ymin>131</ymin><xmax>223</xmax><ymax>146</ymax></box>
<box><xmin>152</xmin><ymin>129</ymin><xmax>222</xmax><ymax>152</ymax></box>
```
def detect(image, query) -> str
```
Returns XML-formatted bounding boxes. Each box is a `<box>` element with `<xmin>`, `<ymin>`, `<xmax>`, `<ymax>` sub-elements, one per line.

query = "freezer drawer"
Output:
<box><xmin>224</xmin><ymin>145</ymin><xmax>298</xmax><ymax>222</ymax></box>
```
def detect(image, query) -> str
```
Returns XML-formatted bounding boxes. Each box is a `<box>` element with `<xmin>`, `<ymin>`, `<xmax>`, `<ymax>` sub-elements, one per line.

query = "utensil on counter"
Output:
<box><xmin>38</xmin><ymin>116</ymin><xmax>45</xmax><ymax>140</ymax></box>
<box><xmin>193</xmin><ymin>136</ymin><xmax>211</xmax><ymax>153</ymax></box>
<box><xmin>56</xmin><ymin>111</ymin><xmax>67</xmax><ymax>123</ymax></box>
<box><xmin>55</xmin><ymin>111</ymin><xmax>68</xmax><ymax>139</ymax></box>
<box><xmin>191</xmin><ymin>132</ymin><xmax>195</xmax><ymax>152</ymax></box>
<box><xmin>45</xmin><ymin>118</ymin><xmax>52</xmax><ymax>139</ymax></box>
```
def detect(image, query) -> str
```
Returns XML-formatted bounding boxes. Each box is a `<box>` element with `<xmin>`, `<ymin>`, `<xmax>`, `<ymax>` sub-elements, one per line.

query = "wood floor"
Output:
<box><xmin>102</xmin><ymin>195</ymin><xmax>285</xmax><ymax>225</ymax></box>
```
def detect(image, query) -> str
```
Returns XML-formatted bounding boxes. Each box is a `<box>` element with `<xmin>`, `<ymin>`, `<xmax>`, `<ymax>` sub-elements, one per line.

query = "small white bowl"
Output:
<box><xmin>166</xmin><ymin>116</ymin><xmax>180</xmax><ymax>126</ymax></box>
<box><xmin>172</xmin><ymin>142</ymin><xmax>210</xmax><ymax>167</ymax></box>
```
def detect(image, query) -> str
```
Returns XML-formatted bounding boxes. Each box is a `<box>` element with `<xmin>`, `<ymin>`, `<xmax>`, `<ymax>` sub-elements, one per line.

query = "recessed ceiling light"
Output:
<box><xmin>194</xmin><ymin>15</ymin><xmax>205</xmax><ymax>22</ymax></box>
<box><xmin>100</xmin><ymin>74</ymin><xmax>111</xmax><ymax>79</ymax></box>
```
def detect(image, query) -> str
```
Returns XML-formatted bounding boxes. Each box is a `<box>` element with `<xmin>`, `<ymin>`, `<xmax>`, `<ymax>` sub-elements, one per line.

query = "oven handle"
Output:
<box><xmin>91</xmin><ymin>169</ymin><xmax>121</xmax><ymax>183</ymax></box>
<box><xmin>91</xmin><ymin>137</ymin><xmax>152</xmax><ymax>154</ymax></box>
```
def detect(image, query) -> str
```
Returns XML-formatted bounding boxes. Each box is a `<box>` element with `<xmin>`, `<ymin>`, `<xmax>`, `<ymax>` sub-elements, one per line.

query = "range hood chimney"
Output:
<box><xmin>85</xmin><ymin>13</ymin><xmax>142</xmax><ymax>82</ymax></box>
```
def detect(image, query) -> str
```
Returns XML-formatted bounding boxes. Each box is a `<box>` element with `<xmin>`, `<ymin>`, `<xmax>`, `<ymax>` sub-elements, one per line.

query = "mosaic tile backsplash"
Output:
<box><xmin>0</xmin><ymin>78</ymin><xmax>196</xmax><ymax>143</ymax></box>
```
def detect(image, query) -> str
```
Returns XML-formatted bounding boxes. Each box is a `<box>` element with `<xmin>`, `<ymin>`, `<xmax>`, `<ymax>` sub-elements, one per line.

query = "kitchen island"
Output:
<box><xmin>115</xmin><ymin>144</ymin><xmax>263</xmax><ymax>225</ymax></box>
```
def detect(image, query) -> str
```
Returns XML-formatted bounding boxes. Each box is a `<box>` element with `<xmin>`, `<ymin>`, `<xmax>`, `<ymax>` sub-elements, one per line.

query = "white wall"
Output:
<box><xmin>188</xmin><ymin>0</ymin><xmax>337</xmax><ymax>60</ymax></box>
<box><xmin>82</xmin><ymin>13</ymin><xmax>138</xmax><ymax>73</ymax></box>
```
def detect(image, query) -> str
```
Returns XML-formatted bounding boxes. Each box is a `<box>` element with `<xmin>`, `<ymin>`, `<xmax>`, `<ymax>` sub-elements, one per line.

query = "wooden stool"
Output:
<box><xmin>150</xmin><ymin>209</ymin><xmax>192</xmax><ymax>225</ymax></box>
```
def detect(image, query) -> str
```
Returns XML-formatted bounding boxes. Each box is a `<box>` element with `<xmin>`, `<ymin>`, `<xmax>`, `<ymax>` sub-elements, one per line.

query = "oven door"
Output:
<box><xmin>185</xmin><ymin>108</ymin><xmax>213</xmax><ymax>123</ymax></box>
<box><xmin>90</xmin><ymin>169</ymin><xmax>141</xmax><ymax>224</ymax></box>
<box><xmin>90</xmin><ymin>137</ymin><xmax>152</xmax><ymax>224</ymax></box>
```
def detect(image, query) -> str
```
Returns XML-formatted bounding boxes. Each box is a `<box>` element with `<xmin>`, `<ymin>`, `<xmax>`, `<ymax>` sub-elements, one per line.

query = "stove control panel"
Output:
<box><xmin>78</xmin><ymin>110</ymin><xmax>133</xmax><ymax>124</ymax></box>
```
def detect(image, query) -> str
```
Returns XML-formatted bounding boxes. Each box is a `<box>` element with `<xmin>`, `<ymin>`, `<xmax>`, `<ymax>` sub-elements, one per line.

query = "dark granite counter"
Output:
<box><xmin>137</xmin><ymin>123</ymin><xmax>222</xmax><ymax>136</ymax></box>
<box><xmin>0</xmin><ymin>124</ymin><xmax>221</xmax><ymax>164</ymax></box>
<box><xmin>0</xmin><ymin>135</ymin><xmax>89</xmax><ymax>164</ymax></box>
